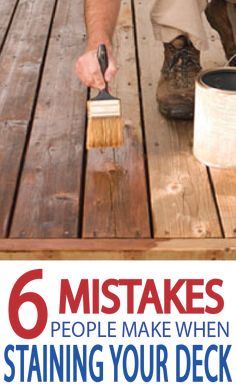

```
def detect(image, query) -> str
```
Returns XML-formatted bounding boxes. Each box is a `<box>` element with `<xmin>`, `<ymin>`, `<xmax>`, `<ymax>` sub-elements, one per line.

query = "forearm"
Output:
<box><xmin>85</xmin><ymin>0</ymin><xmax>121</xmax><ymax>50</ymax></box>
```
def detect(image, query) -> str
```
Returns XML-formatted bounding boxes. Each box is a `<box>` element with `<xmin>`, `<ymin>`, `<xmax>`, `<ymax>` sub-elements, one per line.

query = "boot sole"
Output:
<box><xmin>159</xmin><ymin>102</ymin><xmax>194</xmax><ymax>120</ymax></box>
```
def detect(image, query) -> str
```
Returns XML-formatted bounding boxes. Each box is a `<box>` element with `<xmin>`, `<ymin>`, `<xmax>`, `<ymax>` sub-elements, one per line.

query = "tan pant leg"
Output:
<box><xmin>150</xmin><ymin>0</ymin><xmax>208</xmax><ymax>50</ymax></box>
<box><xmin>227</xmin><ymin>1</ymin><xmax>236</xmax><ymax>43</ymax></box>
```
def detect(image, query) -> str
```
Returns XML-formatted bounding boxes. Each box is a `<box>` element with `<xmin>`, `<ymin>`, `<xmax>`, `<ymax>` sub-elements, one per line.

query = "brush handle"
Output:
<box><xmin>97</xmin><ymin>44</ymin><xmax>109</xmax><ymax>91</ymax></box>
<box><xmin>92</xmin><ymin>43</ymin><xmax>117</xmax><ymax>101</ymax></box>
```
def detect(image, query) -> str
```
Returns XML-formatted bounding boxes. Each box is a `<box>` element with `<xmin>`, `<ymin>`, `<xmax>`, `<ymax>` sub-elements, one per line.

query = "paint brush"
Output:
<box><xmin>86</xmin><ymin>44</ymin><xmax>123</xmax><ymax>149</ymax></box>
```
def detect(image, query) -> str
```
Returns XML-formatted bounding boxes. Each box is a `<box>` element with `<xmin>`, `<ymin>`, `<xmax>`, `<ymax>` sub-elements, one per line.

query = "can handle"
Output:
<box><xmin>224</xmin><ymin>54</ymin><xmax>236</xmax><ymax>67</ymax></box>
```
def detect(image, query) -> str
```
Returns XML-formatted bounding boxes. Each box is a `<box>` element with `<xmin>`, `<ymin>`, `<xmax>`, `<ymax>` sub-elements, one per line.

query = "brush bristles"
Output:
<box><xmin>86</xmin><ymin>116</ymin><xmax>123</xmax><ymax>149</ymax></box>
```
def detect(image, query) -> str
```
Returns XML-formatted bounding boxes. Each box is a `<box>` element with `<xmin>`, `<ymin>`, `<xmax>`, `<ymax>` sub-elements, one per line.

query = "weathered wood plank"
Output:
<box><xmin>210</xmin><ymin>171</ymin><xmax>236</xmax><ymax>237</ymax></box>
<box><xmin>134</xmin><ymin>0</ymin><xmax>221</xmax><ymax>239</ymax></box>
<box><xmin>0</xmin><ymin>0</ymin><xmax>57</xmax><ymax>237</ymax></box>
<box><xmin>0</xmin><ymin>121</ymin><xmax>27</xmax><ymax>236</ymax></box>
<box><xmin>10</xmin><ymin>0</ymin><xmax>87</xmax><ymax>238</ymax></box>
<box><xmin>202</xmin><ymin>18</ymin><xmax>236</xmax><ymax>238</ymax></box>
<box><xmin>0</xmin><ymin>0</ymin><xmax>57</xmax><ymax>121</ymax></box>
<box><xmin>0</xmin><ymin>0</ymin><xmax>18</xmax><ymax>49</ymax></box>
<box><xmin>82</xmin><ymin>0</ymin><xmax>151</xmax><ymax>238</ymax></box>
<box><xmin>0</xmin><ymin>239</ymin><xmax>235</xmax><ymax>260</ymax></box>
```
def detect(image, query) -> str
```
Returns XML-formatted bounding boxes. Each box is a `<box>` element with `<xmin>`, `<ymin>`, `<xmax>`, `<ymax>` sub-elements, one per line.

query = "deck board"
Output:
<box><xmin>0</xmin><ymin>121</ymin><xmax>27</xmax><ymax>236</ymax></box>
<box><xmin>11</xmin><ymin>0</ymin><xmax>87</xmax><ymax>238</ymax></box>
<box><xmin>0</xmin><ymin>239</ymin><xmax>236</xmax><ymax>260</ymax></box>
<box><xmin>0</xmin><ymin>0</ymin><xmax>18</xmax><ymax>50</ymax></box>
<box><xmin>211</xmin><ymin>170</ymin><xmax>236</xmax><ymax>237</ymax></box>
<box><xmin>82</xmin><ymin>0</ymin><xmax>151</xmax><ymax>238</ymax></box>
<box><xmin>0</xmin><ymin>0</ymin><xmax>57</xmax><ymax>237</ymax></box>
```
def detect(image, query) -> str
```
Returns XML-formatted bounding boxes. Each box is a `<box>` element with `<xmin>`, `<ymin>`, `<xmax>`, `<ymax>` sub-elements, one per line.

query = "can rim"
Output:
<box><xmin>196</xmin><ymin>67</ymin><xmax>236</xmax><ymax>94</ymax></box>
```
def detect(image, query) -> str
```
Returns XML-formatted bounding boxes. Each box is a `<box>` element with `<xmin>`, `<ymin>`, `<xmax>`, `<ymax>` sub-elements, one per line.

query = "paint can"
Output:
<box><xmin>193</xmin><ymin>67</ymin><xmax>236</xmax><ymax>168</ymax></box>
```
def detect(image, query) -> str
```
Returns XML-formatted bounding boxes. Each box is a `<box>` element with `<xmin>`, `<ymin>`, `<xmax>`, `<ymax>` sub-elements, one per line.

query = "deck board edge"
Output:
<box><xmin>0</xmin><ymin>239</ymin><xmax>235</xmax><ymax>260</ymax></box>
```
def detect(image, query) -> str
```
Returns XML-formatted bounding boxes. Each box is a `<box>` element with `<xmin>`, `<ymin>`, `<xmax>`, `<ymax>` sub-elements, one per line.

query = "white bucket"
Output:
<box><xmin>193</xmin><ymin>67</ymin><xmax>236</xmax><ymax>168</ymax></box>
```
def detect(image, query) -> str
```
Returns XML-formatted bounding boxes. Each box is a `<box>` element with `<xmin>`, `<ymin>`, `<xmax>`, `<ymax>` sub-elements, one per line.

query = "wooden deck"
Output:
<box><xmin>1</xmin><ymin>0</ymin><xmax>236</xmax><ymax>260</ymax></box>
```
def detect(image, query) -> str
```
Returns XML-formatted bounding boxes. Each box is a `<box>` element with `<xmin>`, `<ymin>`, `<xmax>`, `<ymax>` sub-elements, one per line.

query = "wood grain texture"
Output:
<box><xmin>11</xmin><ymin>0</ymin><xmax>87</xmax><ymax>238</ymax></box>
<box><xmin>0</xmin><ymin>0</ymin><xmax>57</xmax><ymax>237</ymax></box>
<box><xmin>0</xmin><ymin>0</ymin><xmax>56</xmax><ymax>121</ymax></box>
<box><xmin>0</xmin><ymin>0</ymin><xmax>18</xmax><ymax>49</ymax></box>
<box><xmin>82</xmin><ymin>0</ymin><xmax>151</xmax><ymax>238</ymax></box>
<box><xmin>202</xmin><ymin>18</ymin><xmax>236</xmax><ymax>238</ymax></box>
<box><xmin>210</xmin><ymin>171</ymin><xmax>236</xmax><ymax>237</ymax></box>
<box><xmin>1</xmin><ymin>0</ymin><xmax>235</xmax><ymax>247</ymax></box>
<box><xmin>0</xmin><ymin>239</ymin><xmax>235</xmax><ymax>260</ymax></box>
<box><xmin>0</xmin><ymin>121</ymin><xmax>27</xmax><ymax>236</ymax></box>
<box><xmin>134</xmin><ymin>0</ymin><xmax>221</xmax><ymax>239</ymax></box>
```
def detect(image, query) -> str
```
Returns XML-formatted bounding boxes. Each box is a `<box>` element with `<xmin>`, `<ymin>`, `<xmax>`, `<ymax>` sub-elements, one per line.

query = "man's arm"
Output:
<box><xmin>76</xmin><ymin>0</ymin><xmax>121</xmax><ymax>89</ymax></box>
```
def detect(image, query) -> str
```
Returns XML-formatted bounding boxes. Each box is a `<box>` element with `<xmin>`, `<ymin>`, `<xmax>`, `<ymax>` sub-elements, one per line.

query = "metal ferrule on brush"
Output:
<box><xmin>88</xmin><ymin>88</ymin><xmax>121</xmax><ymax>118</ymax></box>
<box><xmin>88</xmin><ymin>100</ymin><xmax>121</xmax><ymax>118</ymax></box>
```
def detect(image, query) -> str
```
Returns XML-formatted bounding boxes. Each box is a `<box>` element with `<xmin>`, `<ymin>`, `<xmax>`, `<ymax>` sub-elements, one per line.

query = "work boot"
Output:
<box><xmin>205</xmin><ymin>0</ymin><xmax>236</xmax><ymax>66</ymax></box>
<box><xmin>157</xmin><ymin>35</ymin><xmax>201</xmax><ymax>120</ymax></box>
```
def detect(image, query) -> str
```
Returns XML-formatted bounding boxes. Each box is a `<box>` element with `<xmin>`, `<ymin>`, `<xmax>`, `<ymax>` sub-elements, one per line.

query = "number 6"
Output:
<box><xmin>9</xmin><ymin>269</ymin><xmax>48</xmax><ymax>339</ymax></box>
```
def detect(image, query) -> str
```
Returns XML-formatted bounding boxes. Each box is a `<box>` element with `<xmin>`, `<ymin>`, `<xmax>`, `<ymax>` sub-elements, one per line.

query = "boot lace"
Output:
<box><xmin>164</xmin><ymin>43</ymin><xmax>201</xmax><ymax>88</ymax></box>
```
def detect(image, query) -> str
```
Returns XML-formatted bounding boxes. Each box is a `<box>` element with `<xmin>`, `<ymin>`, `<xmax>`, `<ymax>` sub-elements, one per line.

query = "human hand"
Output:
<box><xmin>76</xmin><ymin>47</ymin><xmax>117</xmax><ymax>89</ymax></box>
